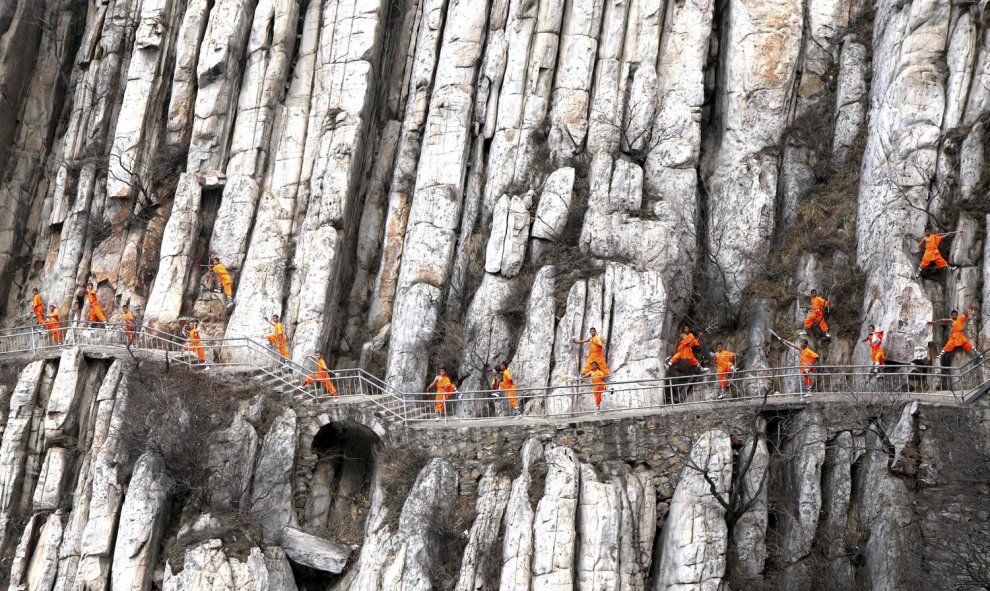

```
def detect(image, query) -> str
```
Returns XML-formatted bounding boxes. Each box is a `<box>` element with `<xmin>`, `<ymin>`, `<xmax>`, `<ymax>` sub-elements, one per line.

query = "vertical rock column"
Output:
<box><xmin>109</xmin><ymin>452</ymin><xmax>172</xmax><ymax>591</ymax></box>
<box><xmin>531</xmin><ymin>447</ymin><xmax>579</xmax><ymax>590</ymax></box>
<box><xmin>386</xmin><ymin>0</ymin><xmax>489</xmax><ymax>387</ymax></box>
<box><xmin>224</xmin><ymin>0</ymin><xmax>322</xmax><ymax>347</ymax></box>
<box><xmin>208</xmin><ymin>0</ymin><xmax>300</xmax><ymax>271</ymax></box>
<box><xmin>653</xmin><ymin>429</ymin><xmax>732</xmax><ymax>591</ymax></box>
<box><xmin>856</xmin><ymin>0</ymin><xmax>951</xmax><ymax>361</ymax></box>
<box><xmin>700</xmin><ymin>0</ymin><xmax>802</xmax><ymax>307</ymax></box>
<box><xmin>366</xmin><ymin>0</ymin><xmax>450</xmax><ymax>333</ymax></box>
<box><xmin>284</xmin><ymin>0</ymin><xmax>389</xmax><ymax>362</ymax></box>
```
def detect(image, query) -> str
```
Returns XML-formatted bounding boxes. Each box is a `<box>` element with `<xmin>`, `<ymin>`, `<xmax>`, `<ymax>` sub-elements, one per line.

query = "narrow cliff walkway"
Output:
<box><xmin>1</xmin><ymin>321</ymin><xmax>988</xmax><ymax>429</ymax></box>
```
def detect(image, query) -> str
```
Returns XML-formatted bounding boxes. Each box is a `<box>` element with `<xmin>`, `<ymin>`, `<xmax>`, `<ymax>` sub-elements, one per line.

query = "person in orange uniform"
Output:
<box><xmin>265</xmin><ymin>314</ymin><xmax>289</xmax><ymax>358</ymax></box>
<box><xmin>574</xmin><ymin>327</ymin><xmax>610</xmax><ymax>375</ymax></box>
<box><xmin>929</xmin><ymin>305</ymin><xmax>983</xmax><ymax>365</ymax></box>
<box><xmin>45</xmin><ymin>305</ymin><xmax>62</xmax><ymax>345</ymax></box>
<box><xmin>426</xmin><ymin>367</ymin><xmax>457</xmax><ymax>414</ymax></box>
<box><xmin>709</xmin><ymin>343</ymin><xmax>736</xmax><ymax>398</ymax></box>
<box><xmin>493</xmin><ymin>361</ymin><xmax>521</xmax><ymax>417</ymax></box>
<box><xmin>31</xmin><ymin>288</ymin><xmax>45</xmax><ymax>324</ymax></box>
<box><xmin>666</xmin><ymin>325</ymin><xmax>706</xmax><ymax>371</ymax></box>
<box><xmin>579</xmin><ymin>361</ymin><xmax>608</xmax><ymax>411</ymax></box>
<box><xmin>862</xmin><ymin>325</ymin><xmax>885</xmax><ymax>374</ymax></box>
<box><xmin>780</xmin><ymin>336</ymin><xmax>819</xmax><ymax>396</ymax></box>
<box><xmin>121</xmin><ymin>305</ymin><xmax>137</xmax><ymax>345</ymax></box>
<box><xmin>916</xmin><ymin>227</ymin><xmax>963</xmax><ymax>277</ymax></box>
<box><xmin>85</xmin><ymin>282</ymin><xmax>107</xmax><ymax>324</ymax></box>
<box><xmin>208</xmin><ymin>257</ymin><xmax>235</xmax><ymax>308</ymax></box>
<box><xmin>184</xmin><ymin>321</ymin><xmax>209</xmax><ymax>369</ymax></box>
<box><xmin>302</xmin><ymin>353</ymin><xmax>337</xmax><ymax>396</ymax></box>
<box><xmin>803</xmin><ymin>290</ymin><xmax>831</xmax><ymax>338</ymax></box>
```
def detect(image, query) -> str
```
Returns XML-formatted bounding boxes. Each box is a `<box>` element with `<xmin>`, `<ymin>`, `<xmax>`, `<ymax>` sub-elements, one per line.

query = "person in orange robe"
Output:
<box><xmin>184</xmin><ymin>321</ymin><xmax>209</xmax><ymax>368</ymax></box>
<box><xmin>494</xmin><ymin>361</ymin><xmax>521</xmax><ymax>417</ymax></box>
<box><xmin>574</xmin><ymin>328</ymin><xmax>610</xmax><ymax>375</ymax></box>
<box><xmin>666</xmin><ymin>325</ymin><xmax>706</xmax><ymax>371</ymax></box>
<box><xmin>579</xmin><ymin>361</ymin><xmax>608</xmax><ymax>410</ymax></box>
<box><xmin>85</xmin><ymin>282</ymin><xmax>107</xmax><ymax>324</ymax></box>
<box><xmin>709</xmin><ymin>343</ymin><xmax>736</xmax><ymax>398</ymax></box>
<box><xmin>31</xmin><ymin>288</ymin><xmax>45</xmax><ymax>324</ymax></box>
<box><xmin>803</xmin><ymin>290</ymin><xmax>830</xmax><ymax>338</ymax></box>
<box><xmin>121</xmin><ymin>305</ymin><xmax>137</xmax><ymax>345</ymax></box>
<box><xmin>44</xmin><ymin>306</ymin><xmax>62</xmax><ymax>345</ymax></box>
<box><xmin>302</xmin><ymin>353</ymin><xmax>337</xmax><ymax>396</ymax></box>
<box><xmin>930</xmin><ymin>305</ymin><xmax>983</xmax><ymax>364</ymax></box>
<box><xmin>916</xmin><ymin>227</ymin><xmax>963</xmax><ymax>277</ymax></box>
<box><xmin>265</xmin><ymin>314</ymin><xmax>289</xmax><ymax>358</ymax></box>
<box><xmin>781</xmin><ymin>336</ymin><xmax>819</xmax><ymax>396</ymax></box>
<box><xmin>209</xmin><ymin>257</ymin><xmax>235</xmax><ymax>307</ymax></box>
<box><xmin>862</xmin><ymin>325</ymin><xmax>885</xmax><ymax>374</ymax></box>
<box><xmin>427</xmin><ymin>367</ymin><xmax>457</xmax><ymax>414</ymax></box>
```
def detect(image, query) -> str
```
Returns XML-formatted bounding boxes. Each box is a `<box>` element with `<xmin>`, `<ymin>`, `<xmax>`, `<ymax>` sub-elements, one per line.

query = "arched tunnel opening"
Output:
<box><xmin>304</xmin><ymin>421</ymin><xmax>382</xmax><ymax>540</ymax></box>
<box><xmin>292</xmin><ymin>421</ymin><xmax>382</xmax><ymax>586</ymax></box>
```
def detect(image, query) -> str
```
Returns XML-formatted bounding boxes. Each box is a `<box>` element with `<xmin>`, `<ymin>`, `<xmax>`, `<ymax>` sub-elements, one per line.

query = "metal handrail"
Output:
<box><xmin>1</xmin><ymin>320</ymin><xmax>988</xmax><ymax>425</ymax></box>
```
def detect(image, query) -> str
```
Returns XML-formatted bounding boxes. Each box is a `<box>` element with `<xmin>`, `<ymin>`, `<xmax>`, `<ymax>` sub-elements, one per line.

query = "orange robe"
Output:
<box><xmin>86</xmin><ymin>288</ymin><xmax>106</xmax><ymax>323</ymax></box>
<box><xmin>582</xmin><ymin>335</ymin><xmax>611</xmax><ymax>375</ymax></box>
<box><xmin>943</xmin><ymin>314</ymin><xmax>974</xmax><ymax>352</ymax></box>
<box><xmin>714</xmin><ymin>350</ymin><xmax>736</xmax><ymax>389</ymax></box>
<box><xmin>32</xmin><ymin>294</ymin><xmax>45</xmax><ymax>323</ymax></box>
<box><xmin>45</xmin><ymin>312</ymin><xmax>62</xmax><ymax>344</ymax></box>
<box><xmin>213</xmin><ymin>263</ymin><xmax>233</xmax><ymax>296</ymax></box>
<box><xmin>184</xmin><ymin>327</ymin><xmax>206</xmax><ymax>362</ymax></box>
<box><xmin>433</xmin><ymin>375</ymin><xmax>456</xmax><ymax>413</ymax></box>
<box><xmin>670</xmin><ymin>333</ymin><xmax>700</xmax><ymax>366</ymax></box>
<box><xmin>800</xmin><ymin>347</ymin><xmax>819</xmax><ymax>387</ymax></box>
<box><xmin>302</xmin><ymin>357</ymin><xmax>337</xmax><ymax>396</ymax></box>
<box><xmin>803</xmin><ymin>296</ymin><xmax>829</xmax><ymax>332</ymax></box>
<box><xmin>588</xmin><ymin>369</ymin><xmax>607</xmax><ymax>407</ymax></box>
<box><xmin>498</xmin><ymin>369</ymin><xmax>519</xmax><ymax>409</ymax></box>
<box><xmin>868</xmin><ymin>332</ymin><xmax>885</xmax><ymax>365</ymax></box>
<box><xmin>267</xmin><ymin>322</ymin><xmax>289</xmax><ymax>357</ymax></box>
<box><xmin>123</xmin><ymin>311</ymin><xmax>137</xmax><ymax>344</ymax></box>
<box><xmin>920</xmin><ymin>234</ymin><xmax>947</xmax><ymax>269</ymax></box>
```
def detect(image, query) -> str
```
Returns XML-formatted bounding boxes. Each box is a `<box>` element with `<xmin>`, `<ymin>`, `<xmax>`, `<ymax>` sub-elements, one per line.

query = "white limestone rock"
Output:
<box><xmin>387</xmin><ymin>0</ymin><xmax>489</xmax><ymax>388</ymax></box>
<box><xmin>653</xmin><ymin>429</ymin><xmax>732</xmax><ymax>591</ymax></box>
<box><xmin>486</xmin><ymin>192</ymin><xmax>533</xmax><ymax>278</ymax></box>
<box><xmin>548</xmin><ymin>0</ymin><xmax>604</xmax><ymax>160</ymax></box>
<box><xmin>206</xmin><ymin>411</ymin><xmax>258</xmax><ymax>509</ymax></box>
<box><xmin>832</xmin><ymin>38</ymin><xmax>869</xmax><ymax>166</ymax></box>
<box><xmin>110</xmin><ymin>452</ymin><xmax>172</xmax><ymax>591</ymax></box>
<box><xmin>729</xmin><ymin>433</ymin><xmax>769</xmax><ymax>578</ymax></box>
<box><xmin>510</xmin><ymin>266</ymin><xmax>557</xmax><ymax>401</ymax></box>
<box><xmin>144</xmin><ymin>173</ymin><xmax>202</xmax><ymax>324</ymax></box>
<box><xmin>531</xmin><ymin>446</ymin><xmax>579</xmax><ymax>590</ymax></box>
<box><xmin>281</xmin><ymin>526</ymin><xmax>350</xmax><ymax>574</ymax></box>
<box><xmin>856</xmin><ymin>0</ymin><xmax>951</xmax><ymax>362</ymax></box>
<box><xmin>33</xmin><ymin>447</ymin><xmax>71</xmax><ymax>511</ymax></box>
<box><xmin>498</xmin><ymin>439</ymin><xmax>544</xmax><ymax>591</ymax></box>
<box><xmin>250</xmin><ymin>408</ymin><xmax>297</xmax><ymax>541</ymax></box>
<box><xmin>166</xmin><ymin>0</ymin><xmax>211</xmax><ymax>147</ymax></box>
<box><xmin>576</xmin><ymin>464</ymin><xmax>621</xmax><ymax>590</ymax></box>
<box><xmin>44</xmin><ymin>346</ymin><xmax>86</xmax><ymax>441</ymax></box>
<box><xmin>454</xmin><ymin>467</ymin><xmax>512</xmax><ymax>591</ymax></box>
<box><xmin>532</xmin><ymin>168</ymin><xmax>575</xmax><ymax>242</ymax></box>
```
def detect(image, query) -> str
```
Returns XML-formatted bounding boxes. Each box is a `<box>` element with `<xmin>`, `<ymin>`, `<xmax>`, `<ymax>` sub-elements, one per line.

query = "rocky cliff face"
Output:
<box><xmin>0</xmin><ymin>0</ymin><xmax>988</xmax><ymax>387</ymax></box>
<box><xmin>0</xmin><ymin>353</ymin><xmax>988</xmax><ymax>590</ymax></box>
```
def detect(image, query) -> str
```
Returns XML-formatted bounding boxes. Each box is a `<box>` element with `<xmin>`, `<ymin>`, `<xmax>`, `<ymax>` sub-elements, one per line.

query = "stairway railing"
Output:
<box><xmin>1</xmin><ymin>321</ymin><xmax>988</xmax><ymax>425</ymax></box>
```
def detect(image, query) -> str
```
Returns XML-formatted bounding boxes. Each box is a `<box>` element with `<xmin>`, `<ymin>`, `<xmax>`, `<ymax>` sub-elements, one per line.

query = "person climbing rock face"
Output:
<box><xmin>802</xmin><ymin>289</ymin><xmax>830</xmax><ymax>338</ymax></box>
<box><xmin>666</xmin><ymin>325</ymin><xmax>705</xmax><ymax>372</ymax></box>
<box><xmin>930</xmin><ymin>305</ymin><xmax>982</xmax><ymax>365</ymax></box>
<box><xmin>85</xmin><ymin>282</ymin><xmax>107</xmax><ymax>324</ymax></box>
<box><xmin>574</xmin><ymin>327</ymin><xmax>610</xmax><ymax>375</ymax></box>
<box><xmin>122</xmin><ymin>305</ymin><xmax>137</xmax><ymax>345</ymax></box>
<box><xmin>916</xmin><ymin>227</ymin><xmax>963</xmax><ymax>278</ymax></box>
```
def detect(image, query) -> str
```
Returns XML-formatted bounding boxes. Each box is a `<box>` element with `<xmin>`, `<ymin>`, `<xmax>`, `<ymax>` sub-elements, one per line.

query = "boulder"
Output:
<box><xmin>280</xmin><ymin>526</ymin><xmax>350</xmax><ymax>574</ymax></box>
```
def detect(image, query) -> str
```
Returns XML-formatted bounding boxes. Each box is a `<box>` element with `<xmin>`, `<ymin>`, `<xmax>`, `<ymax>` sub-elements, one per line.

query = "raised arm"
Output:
<box><xmin>572</xmin><ymin>336</ymin><xmax>589</xmax><ymax>344</ymax></box>
<box><xmin>426</xmin><ymin>377</ymin><xmax>439</xmax><ymax>392</ymax></box>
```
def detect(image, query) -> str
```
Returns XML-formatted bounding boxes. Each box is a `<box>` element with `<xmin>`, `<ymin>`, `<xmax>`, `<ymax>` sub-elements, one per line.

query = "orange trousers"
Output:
<box><xmin>302</xmin><ymin>372</ymin><xmax>337</xmax><ymax>395</ymax></box>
